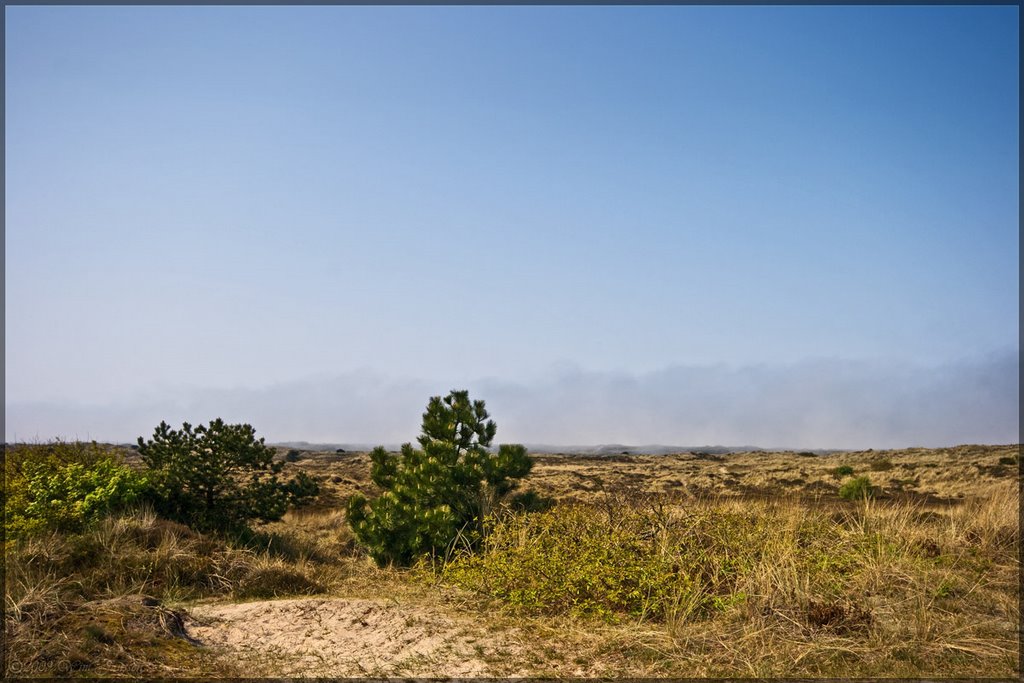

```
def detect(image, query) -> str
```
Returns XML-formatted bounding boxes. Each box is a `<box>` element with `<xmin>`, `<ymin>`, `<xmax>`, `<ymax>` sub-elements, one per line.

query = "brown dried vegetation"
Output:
<box><xmin>4</xmin><ymin>442</ymin><xmax>1020</xmax><ymax>677</ymax></box>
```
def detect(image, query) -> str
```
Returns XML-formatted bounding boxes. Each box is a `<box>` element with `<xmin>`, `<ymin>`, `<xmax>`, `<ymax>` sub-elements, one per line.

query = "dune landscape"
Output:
<box><xmin>5</xmin><ymin>440</ymin><xmax>1019</xmax><ymax>678</ymax></box>
<box><xmin>6</xmin><ymin>4</ymin><xmax>1018</xmax><ymax>680</ymax></box>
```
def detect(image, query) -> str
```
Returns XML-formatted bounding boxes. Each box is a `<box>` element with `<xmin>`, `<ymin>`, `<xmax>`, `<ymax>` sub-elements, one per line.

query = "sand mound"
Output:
<box><xmin>186</xmin><ymin>597</ymin><xmax>509</xmax><ymax>677</ymax></box>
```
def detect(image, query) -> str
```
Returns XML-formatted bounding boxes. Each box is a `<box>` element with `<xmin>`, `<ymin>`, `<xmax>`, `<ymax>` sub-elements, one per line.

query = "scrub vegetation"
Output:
<box><xmin>3</xmin><ymin>402</ymin><xmax>1019</xmax><ymax>678</ymax></box>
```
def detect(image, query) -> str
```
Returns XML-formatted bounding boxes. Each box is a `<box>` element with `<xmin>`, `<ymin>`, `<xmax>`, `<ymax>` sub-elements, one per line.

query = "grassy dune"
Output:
<box><xmin>4</xmin><ymin>443</ymin><xmax>1020</xmax><ymax>677</ymax></box>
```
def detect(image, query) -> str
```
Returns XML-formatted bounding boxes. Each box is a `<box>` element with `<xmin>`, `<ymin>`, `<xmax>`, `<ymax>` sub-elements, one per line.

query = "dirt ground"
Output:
<box><xmin>185</xmin><ymin>597</ymin><xmax>524</xmax><ymax>677</ymax></box>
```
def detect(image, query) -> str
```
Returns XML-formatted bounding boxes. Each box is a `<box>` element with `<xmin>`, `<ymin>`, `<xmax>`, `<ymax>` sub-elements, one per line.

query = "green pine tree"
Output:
<box><xmin>347</xmin><ymin>390</ymin><xmax>534</xmax><ymax>566</ymax></box>
<box><xmin>138</xmin><ymin>418</ymin><xmax>319</xmax><ymax>534</ymax></box>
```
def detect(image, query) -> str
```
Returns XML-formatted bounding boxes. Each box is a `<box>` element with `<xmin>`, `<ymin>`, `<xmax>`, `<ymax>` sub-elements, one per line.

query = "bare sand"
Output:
<box><xmin>186</xmin><ymin>597</ymin><xmax>520</xmax><ymax>677</ymax></box>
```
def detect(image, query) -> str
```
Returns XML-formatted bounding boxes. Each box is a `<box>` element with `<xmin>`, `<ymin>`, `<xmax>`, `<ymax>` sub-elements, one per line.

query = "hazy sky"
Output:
<box><xmin>5</xmin><ymin>6</ymin><xmax>1019</xmax><ymax>447</ymax></box>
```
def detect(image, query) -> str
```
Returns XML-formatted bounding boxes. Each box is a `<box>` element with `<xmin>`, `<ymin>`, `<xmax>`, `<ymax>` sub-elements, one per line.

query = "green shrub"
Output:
<box><xmin>347</xmin><ymin>390</ymin><xmax>535</xmax><ymax>566</ymax></box>
<box><xmin>440</xmin><ymin>504</ymin><xmax>775</xmax><ymax>623</ymax></box>
<box><xmin>831</xmin><ymin>465</ymin><xmax>855</xmax><ymax>479</ymax></box>
<box><xmin>4</xmin><ymin>442</ymin><xmax>148</xmax><ymax>539</ymax></box>
<box><xmin>137</xmin><ymin>419</ymin><xmax>320</xmax><ymax>534</ymax></box>
<box><xmin>839</xmin><ymin>476</ymin><xmax>875</xmax><ymax>500</ymax></box>
<box><xmin>442</xmin><ymin>505</ymin><xmax>678</xmax><ymax>621</ymax></box>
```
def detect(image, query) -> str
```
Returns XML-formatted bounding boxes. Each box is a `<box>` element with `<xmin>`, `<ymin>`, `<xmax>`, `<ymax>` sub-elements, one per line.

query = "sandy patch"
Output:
<box><xmin>186</xmin><ymin>597</ymin><xmax>514</xmax><ymax>677</ymax></box>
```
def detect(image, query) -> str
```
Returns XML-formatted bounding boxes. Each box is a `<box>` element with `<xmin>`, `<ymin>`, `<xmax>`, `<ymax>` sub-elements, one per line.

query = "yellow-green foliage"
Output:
<box><xmin>839</xmin><ymin>475</ymin><xmax>875</xmax><ymax>500</ymax></box>
<box><xmin>4</xmin><ymin>441</ymin><xmax>148</xmax><ymax>539</ymax></box>
<box><xmin>442</xmin><ymin>505</ymin><xmax>677</xmax><ymax>621</ymax></box>
<box><xmin>439</xmin><ymin>498</ymin><xmax>904</xmax><ymax>626</ymax></box>
<box><xmin>443</xmin><ymin>502</ymin><xmax>829</xmax><ymax>623</ymax></box>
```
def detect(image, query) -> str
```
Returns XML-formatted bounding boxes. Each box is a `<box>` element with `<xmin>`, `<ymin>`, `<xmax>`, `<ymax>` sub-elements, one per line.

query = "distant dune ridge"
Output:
<box><xmin>268</xmin><ymin>442</ymin><xmax>842</xmax><ymax>456</ymax></box>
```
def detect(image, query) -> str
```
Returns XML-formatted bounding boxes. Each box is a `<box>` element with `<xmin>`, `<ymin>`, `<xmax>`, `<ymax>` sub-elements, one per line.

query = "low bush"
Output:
<box><xmin>839</xmin><ymin>476</ymin><xmax>875</xmax><ymax>500</ymax></box>
<box><xmin>441</xmin><ymin>505</ymin><xmax>678</xmax><ymax>621</ymax></box>
<box><xmin>831</xmin><ymin>465</ymin><xmax>855</xmax><ymax>479</ymax></box>
<box><xmin>869</xmin><ymin>458</ymin><xmax>894</xmax><ymax>472</ymax></box>
<box><xmin>440</xmin><ymin>503</ymin><xmax>787</xmax><ymax>623</ymax></box>
<box><xmin>4</xmin><ymin>441</ymin><xmax>149</xmax><ymax>540</ymax></box>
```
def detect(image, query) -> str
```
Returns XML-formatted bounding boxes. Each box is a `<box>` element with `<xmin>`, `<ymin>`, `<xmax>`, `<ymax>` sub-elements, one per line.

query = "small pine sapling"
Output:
<box><xmin>347</xmin><ymin>390</ymin><xmax>534</xmax><ymax>566</ymax></box>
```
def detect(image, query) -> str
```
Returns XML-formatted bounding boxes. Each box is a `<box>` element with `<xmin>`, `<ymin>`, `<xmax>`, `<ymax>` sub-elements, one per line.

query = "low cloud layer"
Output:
<box><xmin>6</xmin><ymin>350</ymin><xmax>1018</xmax><ymax>449</ymax></box>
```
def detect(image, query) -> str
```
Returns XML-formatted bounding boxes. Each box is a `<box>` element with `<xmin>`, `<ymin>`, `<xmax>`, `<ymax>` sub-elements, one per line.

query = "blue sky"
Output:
<box><xmin>5</xmin><ymin>6</ymin><xmax>1019</xmax><ymax>447</ymax></box>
